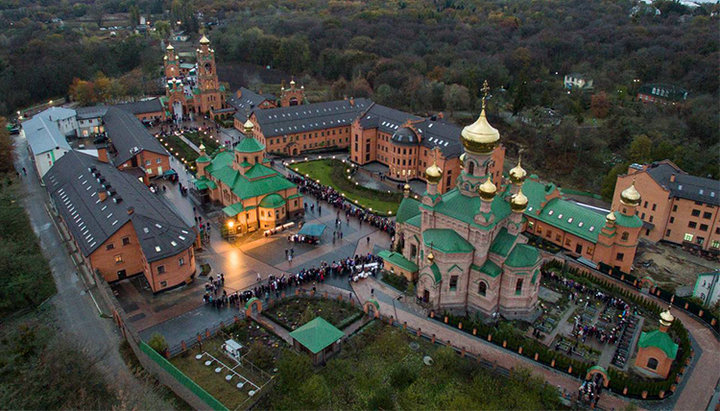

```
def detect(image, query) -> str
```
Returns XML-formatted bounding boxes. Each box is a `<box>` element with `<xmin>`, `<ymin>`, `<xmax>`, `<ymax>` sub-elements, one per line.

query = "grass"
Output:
<box><xmin>170</xmin><ymin>319</ymin><xmax>282</xmax><ymax>410</ymax></box>
<box><xmin>264</xmin><ymin>297</ymin><xmax>363</xmax><ymax>331</ymax></box>
<box><xmin>380</xmin><ymin>270</ymin><xmax>409</xmax><ymax>293</ymax></box>
<box><xmin>291</xmin><ymin>159</ymin><xmax>403</xmax><ymax>214</ymax></box>
<box><xmin>260</xmin><ymin>322</ymin><xmax>561</xmax><ymax>409</ymax></box>
<box><xmin>158</xmin><ymin>133</ymin><xmax>199</xmax><ymax>165</ymax></box>
<box><xmin>183</xmin><ymin>130</ymin><xmax>220</xmax><ymax>154</ymax></box>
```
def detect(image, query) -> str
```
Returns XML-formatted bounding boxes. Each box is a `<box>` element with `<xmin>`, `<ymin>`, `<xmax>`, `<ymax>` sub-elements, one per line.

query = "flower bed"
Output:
<box><xmin>263</xmin><ymin>296</ymin><xmax>363</xmax><ymax>331</ymax></box>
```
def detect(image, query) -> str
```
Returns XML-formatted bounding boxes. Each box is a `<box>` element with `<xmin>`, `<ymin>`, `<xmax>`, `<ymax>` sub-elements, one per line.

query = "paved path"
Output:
<box><xmin>351</xmin><ymin>278</ymin><xmax>635</xmax><ymax>410</ymax></box>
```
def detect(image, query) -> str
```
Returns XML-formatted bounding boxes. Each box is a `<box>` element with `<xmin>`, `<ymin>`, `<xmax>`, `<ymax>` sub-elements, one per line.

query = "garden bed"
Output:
<box><xmin>183</xmin><ymin>130</ymin><xmax>220</xmax><ymax>154</ymax></box>
<box><xmin>263</xmin><ymin>296</ymin><xmax>363</xmax><ymax>331</ymax></box>
<box><xmin>158</xmin><ymin>133</ymin><xmax>198</xmax><ymax>164</ymax></box>
<box><xmin>380</xmin><ymin>270</ymin><xmax>409</xmax><ymax>293</ymax></box>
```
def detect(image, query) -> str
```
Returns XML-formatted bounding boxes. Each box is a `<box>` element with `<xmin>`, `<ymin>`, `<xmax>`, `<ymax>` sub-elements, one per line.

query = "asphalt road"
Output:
<box><xmin>13</xmin><ymin>137</ymin><xmax>145</xmax><ymax>396</ymax></box>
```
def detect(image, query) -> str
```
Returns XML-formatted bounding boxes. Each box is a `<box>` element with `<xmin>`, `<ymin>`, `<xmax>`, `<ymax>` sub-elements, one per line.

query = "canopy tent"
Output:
<box><xmin>298</xmin><ymin>223</ymin><xmax>326</xmax><ymax>238</ymax></box>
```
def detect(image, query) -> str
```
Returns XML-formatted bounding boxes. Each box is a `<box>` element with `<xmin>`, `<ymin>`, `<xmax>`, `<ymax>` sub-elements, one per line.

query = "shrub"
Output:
<box><xmin>148</xmin><ymin>333</ymin><xmax>168</xmax><ymax>355</ymax></box>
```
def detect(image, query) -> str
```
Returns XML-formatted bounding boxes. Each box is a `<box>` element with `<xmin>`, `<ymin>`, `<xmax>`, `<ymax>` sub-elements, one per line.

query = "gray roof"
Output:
<box><xmin>40</xmin><ymin>106</ymin><xmax>77</xmax><ymax>121</ymax></box>
<box><xmin>76</xmin><ymin>105</ymin><xmax>109</xmax><ymax>120</ymax></box>
<box><xmin>359</xmin><ymin>103</ymin><xmax>463</xmax><ymax>158</ymax></box>
<box><xmin>229</xmin><ymin>88</ymin><xmax>276</xmax><ymax>122</ymax></box>
<box><xmin>391</xmin><ymin>127</ymin><xmax>419</xmax><ymax>145</ymax></box>
<box><xmin>43</xmin><ymin>151</ymin><xmax>195</xmax><ymax>261</ymax></box>
<box><xmin>254</xmin><ymin>98</ymin><xmax>371</xmax><ymax>138</ymax></box>
<box><xmin>115</xmin><ymin>98</ymin><xmax>164</xmax><ymax>115</ymax></box>
<box><xmin>645</xmin><ymin>162</ymin><xmax>720</xmax><ymax>206</ymax></box>
<box><xmin>103</xmin><ymin>107</ymin><xmax>168</xmax><ymax>165</ymax></box>
<box><xmin>22</xmin><ymin>114</ymin><xmax>71</xmax><ymax>155</ymax></box>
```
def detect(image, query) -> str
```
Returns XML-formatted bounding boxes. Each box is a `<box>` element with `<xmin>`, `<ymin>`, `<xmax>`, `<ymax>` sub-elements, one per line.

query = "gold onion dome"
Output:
<box><xmin>198</xmin><ymin>143</ymin><xmax>206</xmax><ymax>152</ymax></box>
<box><xmin>510</xmin><ymin>188</ymin><xmax>528</xmax><ymax>212</ymax></box>
<box><xmin>243</xmin><ymin>119</ymin><xmax>254</xmax><ymax>131</ymax></box>
<box><xmin>620</xmin><ymin>179</ymin><xmax>642</xmax><ymax>206</ymax></box>
<box><xmin>427</xmin><ymin>252</ymin><xmax>435</xmax><ymax>263</ymax></box>
<box><xmin>425</xmin><ymin>162</ymin><xmax>443</xmax><ymax>184</ymax></box>
<box><xmin>403</xmin><ymin>183</ymin><xmax>411</xmax><ymax>191</ymax></box>
<box><xmin>290</xmin><ymin>79</ymin><xmax>296</xmax><ymax>86</ymax></box>
<box><xmin>166</xmin><ymin>43</ymin><xmax>174</xmax><ymax>50</ymax></box>
<box><xmin>660</xmin><ymin>307</ymin><xmax>675</xmax><ymax>327</ymax></box>
<box><xmin>461</xmin><ymin>108</ymin><xmax>500</xmax><ymax>154</ymax></box>
<box><xmin>509</xmin><ymin>157</ymin><xmax>527</xmax><ymax>185</ymax></box>
<box><xmin>478</xmin><ymin>176</ymin><xmax>497</xmax><ymax>201</ymax></box>
<box><xmin>606</xmin><ymin>210</ymin><xmax>617</xmax><ymax>223</ymax></box>
<box><xmin>459</xmin><ymin>153</ymin><xmax>466</xmax><ymax>167</ymax></box>
<box><xmin>199</xmin><ymin>35</ymin><xmax>210</xmax><ymax>44</ymax></box>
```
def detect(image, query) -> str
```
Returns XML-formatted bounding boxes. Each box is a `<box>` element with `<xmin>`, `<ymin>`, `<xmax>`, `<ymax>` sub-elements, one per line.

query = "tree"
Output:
<box><xmin>154</xmin><ymin>20</ymin><xmax>171</xmax><ymax>40</ymax></box>
<box><xmin>69</xmin><ymin>78</ymin><xmax>96</xmax><ymax>106</ymax></box>
<box><xmin>442</xmin><ymin>83</ymin><xmax>470</xmax><ymax>115</ymax></box>
<box><xmin>147</xmin><ymin>333</ymin><xmax>168</xmax><ymax>355</ymax></box>
<box><xmin>129</xmin><ymin>5</ymin><xmax>140</xmax><ymax>27</ymax></box>
<box><xmin>628</xmin><ymin>134</ymin><xmax>652</xmax><ymax>163</ymax></box>
<box><xmin>591</xmin><ymin>92</ymin><xmax>610</xmax><ymax>118</ymax></box>
<box><xmin>0</xmin><ymin>117</ymin><xmax>13</xmax><ymax>173</ymax></box>
<box><xmin>601</xmin><ymin>162</ymin><xmax>630</xmax><ymax>200</ymax></box>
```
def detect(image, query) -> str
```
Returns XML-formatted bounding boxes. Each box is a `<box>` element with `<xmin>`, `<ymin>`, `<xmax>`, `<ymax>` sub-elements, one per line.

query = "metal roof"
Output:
<box><xmin>115</xmin><ymin>98</ymin><xmax>164</xmax><ymax>115</ymax></box>
<box><xmin>43</xmin><ymin>151</ymin><xmax>195</xmax><ymax>262</ymax></box>
<box><xmin>254</xmin><ymin>98</ymin><xmax>371</xmax><ymax>138</ymax></box>
<box><xmin>645</xmin><ymin>162</ymin><xmax>720</xmax><ymax>206</ymax></box>
<box><xmin>22</xmin><ymin>113</ymin><xmax>72</xmax><ymax>155</ymax></box>
<box><xmin>76</xmin><ymin>105</ymin><xmax>109</xmax><ymax>120</ymax></box>
<box><xmin>103</xmin><ymin>107</ymin><xmax>168</xmax><ymax>165</ymax></box>
<box><xmin>229</xmin><ymin>88</ymin><xmax>276</xmax><ymax>122</ymax></box>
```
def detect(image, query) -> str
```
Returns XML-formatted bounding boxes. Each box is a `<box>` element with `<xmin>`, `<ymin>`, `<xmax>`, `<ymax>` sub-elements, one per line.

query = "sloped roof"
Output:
<box><xmin>479</xmin><ymin>259</ymin><xmax>502</xmax><ymax>277</ymax></box>
<box><xmin>22</xmin><ymin>114</ymin><xmax>71</xmax><ymax>155</ymax></box>
<box><xmin>644</xmin><ymin>162</ymin><xmax>720</xmax><ymax>206</ymax></box>
<box><xmin>76</xmin><ymin>105</ymin><xmax>109</xmax><ymax>120</ymax></box>
<box><xmin>423</xmin><ymin>229</ymin><xmax>474</xmax><ymax>253</ymax></box>
<box><xmin>234</xmin><ymin>137</ymin><xmax>265</xmax><ymax>153</ymax></box>
<box><xmin>115</xmin><ymin>98</ymin><xmax>164</xmax><ymax>115</ymax></box>
<box><xmin>43</xmin><ymin>151</ymin><xmax>195</xmax><ymax>261</ymax></box>
<box><xmin>222</xmin><ymin>202</ymin><xmax>245</xmax><ymax>217</ymax></box>
<box><xmin>505</xmin><ymin>244</ymin><xmax>540</xmax><ymax>268</ymax></box>
<box><xmin>254</xmin><ymin>98</ymin><xmax>371</xmax><ymax>138</ymax></box>
<box><xmin>104</xmin><ymin>107</ymin><xmax>168</xmax><ymax>165</ymax></box>
<box><xmin>259</xmin><ymin>193</ymin><xmax>286</xmax><ymax>208</ymax></box>
<box><xmin>406</xmin><ymin>214</ymin><xmax>421</xmax><ymax>228</ymax></box>
<box><xmin>638</xmin><ymin>330</ymin><xmax>678</xmax><ymax>359</ymax></box>
<box><xmin>378</xmin><ymin>250</ymin><xmax>418</xmax><ymax>273</ymax></box>
<box><xmin>229</xmin><ymin>87</ymin><xmax>277</xmax><ymax>122</ymax></box>
<box><xmin>422</xmin><ymin>187</ymin><xmax>512</xmax><ymax>229</ymax></box>
<box><xmin>204</xmin><ymin>150</ymin><xmax>297</xmax><ymax>200</ymax></box>
<box><xmin>536</xmin><ymin>198</ymin><xmax>606</xmax><ymax>243</ymax></box>
<box><xmin>41</xmin><ymin>106</ymin><xmax>77</xmax><ymax>121</ymax></box>
<box><xmin>289</xmin><ymin>317</ymin><xmax>344</xmax><ymax>354</ymax></box>
<box><xmin>489</xmin><ymin>227</ymin><xmax>517</xmax><ymax>257</ymax></box>
<box><xmin>396</xmin><ymin>197</ymin><xmax>421</xmax><ymax>223</ymax></box>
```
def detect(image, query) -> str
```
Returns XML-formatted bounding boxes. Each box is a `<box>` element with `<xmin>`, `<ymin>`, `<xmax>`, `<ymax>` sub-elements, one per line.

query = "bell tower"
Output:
<box><xmin>280</xmin><ymin>78</ymin><xmax>305</xmax><ymax>107</ymax></box>
<box><xmin>164</xmin><ymin>43</ymin><xmax>179</xmax><ymax>79</ymax></box>
<box><xmin>195</xmin><ymin>35</ymin><xmax>224</xmax><ymax>113</ymax></box>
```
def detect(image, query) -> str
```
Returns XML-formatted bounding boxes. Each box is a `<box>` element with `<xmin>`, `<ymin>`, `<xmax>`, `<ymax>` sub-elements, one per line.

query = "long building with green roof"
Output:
<box><xmin>193</xmin><ymin>131</ymin><xmax>303</xmax><ymax>234</ymax></box>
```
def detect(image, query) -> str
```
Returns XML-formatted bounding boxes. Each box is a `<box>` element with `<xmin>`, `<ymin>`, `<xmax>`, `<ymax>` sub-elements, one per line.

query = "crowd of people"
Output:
<box><xmin>578</xmin><ymin>376</ymin><xmax>603</xmax><ymax>408</ymax></box>
<box><xmin>201</xmin><ymin>253</ymin><xmax>383</xmax><ymax>309</ymax></box>
<box><xmin>288</xmin><ymin>174</ymin><xmax>396</xmax><ymax>237</ymax></box>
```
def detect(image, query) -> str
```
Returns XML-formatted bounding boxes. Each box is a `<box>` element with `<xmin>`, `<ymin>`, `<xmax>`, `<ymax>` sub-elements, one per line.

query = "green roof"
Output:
<box><xmin>298</xmin><ymin>223</ymin><xmax>325</xmax><ymax>237</ymax></box>
<box><xmin>615</xmin><ymin>212</ymin><xmax>643</xmax><ymax>228</ymax></box>
<box><xmin>638</xmin><ymin>330</ymin><xmax>678</xmax><ymax>359</ymax></box>
<box><xmin>204</xmin><ymin>151</ymin><xmax>296</xmax><ymax>200</ymax></box>
<box><xmin>505</xmin><ymin>244</ymin><xmax>540</xmax><ymax>268</ymax></box>
<box><xmin>222</xmin><ymin>202</ymin><xmax>245</xmax><ymax>217</ymax></box>
<box><xmin>521</xmin><ymin>179</ymin><xmax>559</xmax><ymax>211</ymax></box>
<box><xmin>259</xmin><ymin>193</ymin><xmax>286</xmax><ymax>208</ymax></box>
<box><xmin>423</xmin><ymin>229</ymin><xmax>474</xmax><ymax>254</ymax></box>
<box><xmin>535</xmin><ymin>198</ymin><xmax>606</xmax><ymax>243</ymax></box>
<box><xmin>421</xmin><ymin>187</ymin><xmax>511</xmax><ymax>230</ymax></box>
<box><xmin>289</xmin><ymin>317</ymin><xmax>344</xmax><ymax>354</ymax></box>
<box><xmin>196</xmin><ymin>155</ymin><xmax>211</xmax><ymax>163</ymax></box>
<box><xmin>406</xmin><ymin>214</ymin><xmax>421</xmax><ymax>228</ymax></box>
<box><xmin>234</xmin><ymin>137</ymin><xmax>265</xmax><ymax>153</ymax></box>
<box><xmin>378</xmin><ymin>250</ymin><xmax>418</xmax><ymax>273</ymax></box>
<box><xmin>193</xmin><ymin>176</ymin><xmax>217</xmax><ymax>190</ymax></box>
<box><xmin>244</xmin><ymin>163</ymin><xmax>276</xmax><ymax>179</ymax></box>
<box><xmin>489</xmin><ymin>227</ymin><xmax>516</xmax><ymax>257</ymax></box>
<box><xmin>397</xmin><ymin>197</ymin><xmax>421</xmax><ymax>223</ymax></box>
<box><xmin>287</xmin><ymin>193</ymin><xmax>302</xmax><ymax>200</ymax></box>
<box><xmin>479</xmin><ymin>259</ymin><xmax>502</xmax><ymax>277</ymax></box>
<box><xmin>429</xmin><ymin>263</ymin><xmax>441</xmax><ymax>283</ymax></box>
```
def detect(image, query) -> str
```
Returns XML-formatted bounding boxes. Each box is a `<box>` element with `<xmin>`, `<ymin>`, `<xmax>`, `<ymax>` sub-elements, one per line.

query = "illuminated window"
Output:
<box><xmin>114</xmin><ymin>255</ymin><xmax>123</xmax><ymax>264</ymax></box>
<box><xmin>684</xmin><ymin>233</ymin><xmax>694</xmax><ymax>242</ymax></box>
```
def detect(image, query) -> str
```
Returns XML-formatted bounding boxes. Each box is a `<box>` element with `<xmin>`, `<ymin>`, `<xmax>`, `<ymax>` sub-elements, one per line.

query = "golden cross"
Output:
<box><xmin>481</xmin><ymin>80</ymin><xmax>490</xmax><ymax>109</ymax></box>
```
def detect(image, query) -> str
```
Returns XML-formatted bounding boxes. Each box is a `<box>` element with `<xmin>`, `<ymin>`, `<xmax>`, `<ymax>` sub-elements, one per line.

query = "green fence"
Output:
<box><xmin>559</xmin><ymin>187</ymin><xmax>603</xmax><ymax>200</ymax></box>
<box><xmin>140</xmin><ymin>341</ymin><xmax>228</xmax><ymax>411</ymax></box>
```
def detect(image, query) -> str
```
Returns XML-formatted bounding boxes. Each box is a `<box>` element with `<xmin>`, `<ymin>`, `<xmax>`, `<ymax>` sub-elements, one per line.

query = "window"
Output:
<box><xmin>575</xmin><ymin>244</ymin><xmax>583</xmax><ymax>254</ymax></box>
<box><xmin>647</xmin><ymin>358</ymin><xmax>659</xmax><ymax>370</ymax></box>
<box><xmin>703</xmin><ymin>211</ymin><xmax>712</xmax><ymax>219</ymax></box>
<box><xmin>666</xmin><ymin>229</ymin><xmax>671</xmax><ymax>237</ymax></box>
<box><xmin>697</xmin><ymin>236</ymin><xmax>705</xmax><ymax>245</ymax></box>
<box><xmin>641</xmin><ymin>212</ymin><xmax>645</xmax><ymax>219</ymax></box>
<box><xmin>700</xmin><ymin>224</ymin><xmax>708</xmax><ymax>231</ymax></box>
<box><xmin>621</xmin><ymin>232</ymin><xmax>629</xmax><ymax>241</ymax></box>
<box><xmin>179</xmin><ymin>257</ymin><xmax>185</xmax><ymax>266</ymax></box>
<box><xmin>692</xmin><ymin>209</ymin><xmax>701</xmax><ymax>217</ymax></box>
<box><xmin>157</xmin><ymin>265</ymin><xmax>165</xmax><ymax>274</ymax></box>
<box><xmin>160</xmin><ymin>281</ymin><xmax>167</xmax><ymax>288</ymax></box>
<box><xmin>616</xmin><ymin>252</ymin><xmax>624</xmax><ymax>261</ymax></box>
<box><xmin>712</xmin><ymin>240</ymin><xmax>720</xmax><ymax>249</ymax></box>
<box><xmin>478</xmin><ymin>282</ymin><xmax>487</xmax><ymax>296</ymax></box>
<box><xmin>652</xmin><ymin>204</ymin><xmax>656</xmax><ymax>211</ymax></box>
<box><xmin>684</xmin><ymin>233</ymin><xmax>694</xmax><ymax>242</ymax></box>
<box><xmin>689</xmin><ymin>221</ymin><xmax>697</xmax><ymax>229</ymax></box>
<box><xmin>106</xmin><ymin>243</ymin><xmax>115</xmax><ymax>250</ymax></box>
<box><xmin>122</xmin><ymin>237</ymin><xmax>130</xmax><ymax>246</ymax></box>
<box><xmin>449</xmin><ymin>276</ymin><xmax>458</xmax><ymax>291</ymax></box>
<box><xmin>669</xmin><ymin>217</ymin><xmax>675</xmax><ymax>224</ymax></box>
<box><xmin>673</xmin><ymin>205</ymin><xmax>677</xmax><ymax>212</ymax></box>
<box><xmin>114</xmin><ymin>255</ymin><xmax>123</xmax><ymax>264</ymax></box>
<box><xmin>515</xmin><ymin>278</ymin><xmax>523</xmax><ymax>295</ymax></box>
<box><xmin>649</xmin><ymin>216</ymin><xmax>654</xmax><ymax>222</ymax></box>
<box><xmin>156</xmin><ymin>158</ymin><xmax>162</xmax><ymax>164</ymax></box>
<box><xmin>644</xmin><ymin>201</ymin><xmax>648</xmax><ymax>208</ymax></box>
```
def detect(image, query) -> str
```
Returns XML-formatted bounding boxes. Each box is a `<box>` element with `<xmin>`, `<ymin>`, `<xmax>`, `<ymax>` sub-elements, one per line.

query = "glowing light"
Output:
<box><xmin>227</xmin><ymin>221</ymin><xmax>234</xmax><ymax>228</ymax></box>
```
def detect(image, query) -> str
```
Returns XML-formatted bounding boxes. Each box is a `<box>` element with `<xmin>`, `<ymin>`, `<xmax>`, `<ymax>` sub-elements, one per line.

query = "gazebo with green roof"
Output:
<box><xmin>289</xmin><ymin>317</ymin><xmax>344</xmax><ymax>365</ymax></box>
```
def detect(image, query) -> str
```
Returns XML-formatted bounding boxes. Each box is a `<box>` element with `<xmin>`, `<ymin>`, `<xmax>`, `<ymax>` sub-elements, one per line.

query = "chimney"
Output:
<box><xmin>127</xmin><ymin>207</ymin><xmax>134</xmax><ymax>215</ymax></box>
<box><xmin>236</xmin><ymin>89</ymin><xmax>242</xmax><ymax>98</ymax></box>
<box><xmin>349</xmin><ymin>97</ymin><xmax>355</xmax><ymax>106</ymax></box>
<box><xmin>98</xmin><ymin>190</ymin><xmax>108</xmax><ymax>202</ymax></box>
<box><xmin>97</xmin><ymin>145</ymin><xmax>109</xmax><ymax>163</ymax></box>
<box><xmin>437</xmin><ymin>112</ymin><xmax>444</xmax><ymax>119</ymax></box>
<box><xmin>258</xmin><ymin>88</ymin><xmax>263</xmax><ymax>95</ymax></box>
<box><xmin>670</xmin><ymin>174</ymin><xmax>676</xmax><ymax>182</ymax></box>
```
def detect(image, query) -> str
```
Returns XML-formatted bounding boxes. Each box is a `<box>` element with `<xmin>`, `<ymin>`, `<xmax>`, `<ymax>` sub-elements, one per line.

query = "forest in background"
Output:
<box><xmin>0</xmin><ymin>0</ymin><xmax>717</xmax><ymax>195</ymax></box>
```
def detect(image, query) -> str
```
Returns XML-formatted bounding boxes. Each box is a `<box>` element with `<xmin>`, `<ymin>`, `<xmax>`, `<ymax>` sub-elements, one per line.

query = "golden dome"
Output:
<box><xmin>243</xmin><ymin>119</ymin><xmax>254</xmax><ymax>132</ymax></box>
<box><xmin>459</xmin><ymin>153</ymin><xmax>466</xmax><ymax>167</ymax></box>
<box><xmin>166</xmin><ymin>43</ymin><xmax>174</xmax><ymax>51</ymax></box>
<box><xmin>606</xmin><ymin>210</ymin><xmax>616</xmax><ymax>223</ymax></box>
<box><xmin>427</xmin><ymin>252</ymin><xmax>434</xmax><ymax>263</ymax></box>
<box><xmin>403</xmin><ymin>183</ymin><xmax>411</xmax><ymax>191</ymax></box>
<box><xmin>290</xmin><ymin>79</ymin><xmax>296</xmax><ymax>87</ymax></box>
<box><xmin>510</xmin><ymin>188</ymin><xmax>528</xmax><ymax>212</ymax></box>
<box><xmin>620</xmin><ymin>179</ymin><xmax>641</xmax><ymax>206</ymax></box>
<box><xmin>660</xmin><ymin>306</ymin><xmax>674</xmax><ymax>327</ymax></box>
<box><xmin>199</xmin><ymin>35</ymin><xmax>210</xmax><ymax>44</ymax></box>
<box><xmin>198</xmin><ymin>143</ymin><xmax>206</xmax><ymax>152</ymax></box>
<box><xmin>461</xmin><ymin>108</ymin><xmax>500</xmax><ymax>154</ymax></box>
<box><xmin>478</xmin><ymin>176</ymin><xmax>497</xmax><ymax>201</ymax></box>
<box><xmin>509</xmin><ymin>157</ymin><xmax>527</xmax><ymax>185</ymax></box>
<box><xmin>425</xmin><ymin>162</ymin><xmax>443</xmax><ymax>184</ymax></box>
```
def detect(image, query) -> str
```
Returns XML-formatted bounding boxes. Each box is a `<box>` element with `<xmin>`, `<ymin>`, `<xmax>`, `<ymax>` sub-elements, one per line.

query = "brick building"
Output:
<box><xmin>634</xmin><ymin>308</ymin><xmax>678</xmax><ymax>379</ymax></box>
<box><xmin>228</xmin><ymin>87</ymin><xmax>277</xmax><ymax>125</ymax></box>
<box><xmin>613</xmin><ymin>161</ymin><xmax>720</xmax><ymax>256</ymax></box>
<box><xmin>350</xmin><ymin>102</ymin><xmax>505</xmax><ymax>193</ymax></box>
<box><xmin>193</xmin><ymin>126</ymin><xmax>304</xmax><ymax>233</ymax></box>
<box><xmin>115</xmin><ymin>98</ymin><xmax>167</xmax><ymax>124</ymax></box>
<box><xmin>245</xmin><ymin>98</ymin><xmax>371</xmax><ymax>156</ymax></box>
<box><xmin>636</xmin><ymin>83</ymin><xmax>688</xmax><ymax>104</ymax></box>
<box><xmin>44</xmin><ymin>151</ymin><xmax>197</xmax><ymax>292</ymax></box>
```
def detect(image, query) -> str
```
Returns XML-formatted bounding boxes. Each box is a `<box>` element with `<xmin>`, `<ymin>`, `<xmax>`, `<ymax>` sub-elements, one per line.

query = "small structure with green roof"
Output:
<box><xmin>289</xmin><ymin>317</ymin><xmax>344</xmax><ymax>365</ymax></box>
<box><xmin>634</xmin><ymin>307</ymin><xmax>679</xmax><ymax>379</ymax></box>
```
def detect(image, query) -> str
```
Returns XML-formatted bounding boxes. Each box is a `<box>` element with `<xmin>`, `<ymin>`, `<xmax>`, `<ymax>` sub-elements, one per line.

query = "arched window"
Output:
<box><xmin>478</xmin><ymin>282</ymin><xmax>487</xmax><ymax>296</ymax></box>
<box><xmin>647</xmin><ymin>358</ymin><xmax>659</xmax><ymax>370</ymax></box>
<box><xmin>515</xmin><ymin>278</ymin><xmax>523</xmax><ymax>295</ymax></box>
<box><xmin>468</xmin><ymin>161</ymin><xmax>475</xmax><ymax>175</ymax></box>
<box><xmin>621</xmin><ymin>232</ymin><xmax>629</xmax><ymax>241</ymax></box>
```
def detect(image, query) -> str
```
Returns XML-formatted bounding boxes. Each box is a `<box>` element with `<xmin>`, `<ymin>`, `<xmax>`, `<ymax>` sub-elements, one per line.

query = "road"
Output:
<box><xmin>13</xmin><ymin>136</ymin><xmax>159</xmax><ymax>405</ymax></box>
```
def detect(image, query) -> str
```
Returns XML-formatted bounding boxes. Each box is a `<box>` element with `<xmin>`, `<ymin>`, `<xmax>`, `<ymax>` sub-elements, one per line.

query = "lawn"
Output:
<box><xmin>158</xmin><ymin>133</ymin><xmax>198</xmax><ymax>165</ymax></box>
<box><xmin>183</xmin><ymin>130</ymin><xmax>220</xmax><ymax>154</ymax></box>
<box><xmin>260</xmin><ymin>322</ymin><xmax>561</xmax><ymax>409</ymax></box>
<box><xmin>169</xmin><ymin>319</ymin><xmax>282</xmax><ymax>409</ymax></box>
<box><xmin>263</xmin><ymin>296</ymin><xmax>363</xmax><ymax>331</ymax></box>
<box><xmin>291</xmin><ymin>159</ymin><xmax>403</xmax><ymax>214</ymax></box>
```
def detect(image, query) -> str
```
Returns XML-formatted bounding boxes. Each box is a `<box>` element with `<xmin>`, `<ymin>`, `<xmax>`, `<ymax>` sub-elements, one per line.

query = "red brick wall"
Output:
<box><xmin>635</xmin><ymin>346</ymin><xmax>673</xmax><ymax>379</ymax></box>
<box><xmin>89</xmin><ymin>222</ymin><xmax>145</xmax><ymax>282</ymax></box>
<box><xmin>147</xmin><ymin>247</ymin><xmax>196</xmax><ymax>292</ymax></box>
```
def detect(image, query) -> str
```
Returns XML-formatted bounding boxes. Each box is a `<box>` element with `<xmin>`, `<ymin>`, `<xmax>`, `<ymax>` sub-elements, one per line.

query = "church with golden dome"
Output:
<box><xmin>385</xmin><ymin>86</ymin><xmax>644</xmax><ymax>317</ymax></box>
